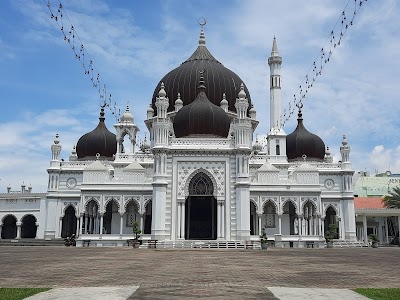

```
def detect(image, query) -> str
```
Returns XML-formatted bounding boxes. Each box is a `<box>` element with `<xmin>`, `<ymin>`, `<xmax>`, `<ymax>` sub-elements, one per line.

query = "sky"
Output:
<box><xmin>0</xmin><ymin>0</ymin><xmax>399</xmax><ymax>192</ymax></box>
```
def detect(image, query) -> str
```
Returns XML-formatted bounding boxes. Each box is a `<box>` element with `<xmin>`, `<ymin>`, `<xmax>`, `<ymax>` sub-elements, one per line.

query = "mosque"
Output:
<box><xmin>0</xmin><ymin>25</ymin><xmax>359</xmax><ymax>248</ymax></box>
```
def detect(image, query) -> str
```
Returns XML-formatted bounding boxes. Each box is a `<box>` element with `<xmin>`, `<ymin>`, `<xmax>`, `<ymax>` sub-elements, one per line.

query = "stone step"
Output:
<box><xmin>141</xmin><ymin>240</ymin><xmax>261</xmax><ymax>250</ymax></box>
<box><xmin>0</xmin><ymin>239</ymin><xmax>66</xmax><ymax>246</ymax></box>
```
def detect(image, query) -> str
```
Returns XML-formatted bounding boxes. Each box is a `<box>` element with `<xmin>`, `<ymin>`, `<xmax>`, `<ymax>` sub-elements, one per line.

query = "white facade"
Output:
<box><xmin>0</xmin><ymin>33</ymin><xmax>358</xmax><ymax>248</ymax></box>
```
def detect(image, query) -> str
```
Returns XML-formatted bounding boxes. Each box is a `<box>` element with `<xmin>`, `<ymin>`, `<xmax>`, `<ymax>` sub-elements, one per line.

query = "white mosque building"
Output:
<box><xmin>0</xmin><ymin>25</ymin><xmax>359</xmax><ymax>247</ymax></box>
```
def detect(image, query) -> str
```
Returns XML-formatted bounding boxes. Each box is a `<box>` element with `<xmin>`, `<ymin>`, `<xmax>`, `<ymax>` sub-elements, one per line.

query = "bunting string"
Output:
<box><xmin>44</xmin><ymin>0</ymin><xmax>121</xmax><ymax>121</ymax></box>
<box><xmin>280</xmin><ymin>0</ymin><xmax>368</xmax><ymax>128</ymax></box>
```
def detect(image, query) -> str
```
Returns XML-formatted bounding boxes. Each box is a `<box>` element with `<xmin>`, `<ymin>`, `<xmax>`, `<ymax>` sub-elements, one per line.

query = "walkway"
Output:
<box><xmin>1</xmin><ymin>247</ymin><xmax>398</xmax><ymax>299</ymax></box>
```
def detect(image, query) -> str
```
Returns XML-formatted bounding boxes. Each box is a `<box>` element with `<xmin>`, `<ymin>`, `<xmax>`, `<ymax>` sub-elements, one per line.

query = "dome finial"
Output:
<box><xmin>198</xmin><ymin>69</ymin><xmax>206</xmax><ymax>91</ymax></box>
<box><xmin>296</xmin><ymin>102</ymin><xmax>303</xmax><ymax>120</ymax></box>
<box><xmin>99</xmin><ymin>106</ymin><xmax>105</xmax><ymax>122</ymax></box>
<box><xmin>198</xmin><ymin>17</ymin><xmax>207</xmax><ymax>46</ymax></box>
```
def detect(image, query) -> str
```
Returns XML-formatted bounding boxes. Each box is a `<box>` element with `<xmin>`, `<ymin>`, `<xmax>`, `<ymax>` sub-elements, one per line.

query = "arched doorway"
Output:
<box><xmin>185</xmin><ymin>172</ymin><xmax>217</xmax><ymax>240</ymax></box>
<box><xmin>325</xmin><ymin>206</ymin><xmax>338</xmax><ymax>239</ymax></box>
<box><xmin>303</xmin><ymin>202</ymin><xmax>317</xmax><ymax>236</ymax></box>
<box><xmin>21</xmin><ymin>215</ymin><xmax>37</xmax><ymax>238</ymax></box>
<box><xmin>283</xmin><ymin>201</ymin><xmax>297</xmax><ymax>235</ymax></box>
<box><xmin>1</xmin><ymin>215</ymin><xmax>17</xmax><ymax>239</ymax></box>
<box><xmin>84</xmin><ymin>200</ymin><xmax>99</xmax><ymax>234</ymax></box>
<box><xmin>104</xmin><ymin>199</ymin><xmax>119</xmax><ymax>234</ymax></box>
<box><xmin>144</xmin><ymin>201</ymin><xmax>152</xmax><ymax>234</ymax></box>
<box><xmin>250</xmin><ymin>202</ymin><xmax>257</xmax><ymax>235</ymax></box>
<box><xmin>61</xmin><ymin>206</ymin><xmax>77</xmax><ymax>238</ymax></box>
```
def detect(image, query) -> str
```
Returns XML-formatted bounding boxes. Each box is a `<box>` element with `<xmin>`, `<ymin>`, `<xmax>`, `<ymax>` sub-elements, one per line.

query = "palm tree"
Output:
<box><xmin>382</xmin><ymin>186</ymin><xmax>400</xmax><ymax>209</ymax></box>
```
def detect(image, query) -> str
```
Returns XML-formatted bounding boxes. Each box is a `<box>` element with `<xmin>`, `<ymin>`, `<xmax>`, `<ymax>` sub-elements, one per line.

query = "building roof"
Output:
<box><xmin>354</xmin><ymin>197</ymin><xmax>385</xmax><ymax>209</ymax></box>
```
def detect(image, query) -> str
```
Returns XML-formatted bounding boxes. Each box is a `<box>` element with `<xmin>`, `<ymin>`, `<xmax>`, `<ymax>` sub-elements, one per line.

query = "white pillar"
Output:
<box><xmin>221</xmin><ymin>202</ymin><xmax>225</xmax><ymax>239</ymax></box>
<box><xmin>217</xmin><ymin>201</ymin><xmax>222</xmax><ymax>239</ymax></box>
<box><xmin>321</xmin><ymin>217</ymin><xmax>325</xmax><ymax>238</ymax></box>
<box><xmin>85</xmin><ymin>215</ymin><xmax>88</xmax><ymax>234</ymax></box>
<box><xmin>79</xmin><ymin>214</ymin><xmax>84</xmax><ymax>235</ymax></box>
<box><xmin>362</xmin><ymin>214</ymin><xmax>368</xmax><ymax>244</ymax></box>
<box><xmin>58</xmin><ymin>217</ymin><xmax>62</xmax><ymax>238</ymax></box>
<box><xmin>99</xmin><ymin>213</ymin><xmax>104</xmax><ymax>238</ymax></box>
<box><xmin>313</xmin><ymin>216</ymin><xmax>317</xmax><ymax>235</ymax></box>
<box><xmin>181</xmin><ymin>201</ymin><xmax>186</xmax><ymax>239</ymax></box>
<box><xmin>385</xmin><ymin>217</ymin><xmax>389</xmax><ymax>245</ymax></box>
<box><xmin>16</xmin><ymin>222</ymin><xmax>22</xmax><ymax>239</ymax></box>
<box><xmin>177</xmin><ymin>202</ymin><xmax>182</xmax><ymax>239</ymax></box>
<box><xmin>258</xmin><ymin>213</ymin><xmax>262</xmax><ymax>236</ymax></box>
<box><xmin>278</xmin><ymin>214</ymin><xmax>282</xmax><ymax>235</ymax></box>
<box><xmin>75</xmin><ymin>216</ymin><xmax>80</xmax><ymax>237</ymax></box>
<box><xmin>338</xmin><ymin>217</ymin><xmax>343</xmax><ymax>240</ymax></box>
<box><xmin>119</xmin><ymin>214</ymin><xmax>124</xmax><ymax>237</ymax></box>
<box><xmin>0</xmin><ymin>225</ymin><xmax>2</xmax><ymax>239</ymax></box>
<box><xmin>140</xmin><ymin>213</ymin><xmax>144</xmax><ymax>234</ymax></box>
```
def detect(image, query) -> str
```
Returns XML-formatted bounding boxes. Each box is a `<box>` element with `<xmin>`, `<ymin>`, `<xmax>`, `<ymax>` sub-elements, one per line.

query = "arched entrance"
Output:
<box><xmin>185</xmin><ymin>172</ymin><xmax>217</xmax><ymax>240</ymax></box>
<box><xmin>21</xmin><ymin>215</ymin><xmax>37</xmax><ymax>238</ymax></box>
<box><xmin>283</xmin><ymin>201</ymin><xmax>297</xmax><ymax>235</ymax></box>
<box><xmin>104</xmin><ymin>199</ymin><xmax>120</xmax><ymax>234</ymax></box>
<box><xmin>144</xmin><ymin>201</ymin><xmax>152</xmax><ymax>234</ymax></box>
<box><xmin>1</xmin><ymin>215</ymin><xmax>17</xmax><ymax>239</ymax></box>
<box><xmin>61</xmin><ymin>206</ymin><xmax>77</xmax><ymax>238</ymax></box>
<box><xmin>325</xmin><ymin>206</ymin><xmax>338</xmax><ymax>239</ymax></box>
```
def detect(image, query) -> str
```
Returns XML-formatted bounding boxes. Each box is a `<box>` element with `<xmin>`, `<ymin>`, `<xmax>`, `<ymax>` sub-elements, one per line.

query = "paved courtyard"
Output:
<box><xmin>0</xmin><ymin>247</ymin><xmax>399</xmax><ymax>299</ymax></box>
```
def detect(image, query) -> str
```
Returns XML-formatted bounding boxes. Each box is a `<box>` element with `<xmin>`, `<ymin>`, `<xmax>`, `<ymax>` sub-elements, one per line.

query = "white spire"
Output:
<box><xmin>271</xmin><ymin>36</ymin><xmax>279</xmax><ymax>57</ymax></box>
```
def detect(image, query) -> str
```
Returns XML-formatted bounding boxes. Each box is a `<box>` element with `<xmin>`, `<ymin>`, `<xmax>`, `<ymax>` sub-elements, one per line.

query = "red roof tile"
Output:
<box><xmin>354</xmin><ymin>197</ymin><xmax>385</xmax><ymax>209</ymax></box>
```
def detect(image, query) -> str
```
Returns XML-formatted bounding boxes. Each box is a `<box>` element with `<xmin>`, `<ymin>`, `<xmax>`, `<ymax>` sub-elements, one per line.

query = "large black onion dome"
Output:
<box><xmin>151</xmin><ymin>26</ymin><xmax>251</xmax><ymax>114</ymax></box>
<box><xmin>76</xmin><ymin>108</ymin><xmax>117</xmax><ymax>160</ymax></box>
<box><xmin>286</xmin><ymin>107</ymin><xmax>325</xmax><ymax>161</ymax></box>
<box><xmin>173</xmin><ymin>74</ymin><xmax>230</xmax><ymax>138</ymax></box>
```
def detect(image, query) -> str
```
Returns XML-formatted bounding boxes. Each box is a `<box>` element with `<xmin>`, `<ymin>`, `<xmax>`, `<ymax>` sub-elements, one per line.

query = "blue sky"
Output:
<box><xmin>0</xmin><ymin>0</ymin><xmax>399</xmax><ymax>192</ymax></box>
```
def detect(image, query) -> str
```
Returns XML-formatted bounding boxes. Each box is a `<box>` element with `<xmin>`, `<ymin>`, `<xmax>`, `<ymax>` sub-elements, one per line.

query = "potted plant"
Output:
<box><xmin>260</xmin><ymin>228</ymin><xmax>268</xmax><ymax>250</ymax></box>
<box><xmin>369</xmin><ymin>234</ymin><xmax>379</xmax><ymax>248</ymax></box>
<box><xmin>325</xmin><ymin>224</ymin><xmax>337</xmax><ymax>248</ymax></box>
<box><xmin>132</xmin><ymin>222</ymin><xmax>141</xmax><ymax>248</ymax></box>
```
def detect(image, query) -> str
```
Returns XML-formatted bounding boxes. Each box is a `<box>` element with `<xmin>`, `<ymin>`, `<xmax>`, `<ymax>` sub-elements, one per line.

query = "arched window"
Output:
<box><xmin>189</xmin><ymin>173</ymin><xmax>213</xmax><ymax>196</ymax></box>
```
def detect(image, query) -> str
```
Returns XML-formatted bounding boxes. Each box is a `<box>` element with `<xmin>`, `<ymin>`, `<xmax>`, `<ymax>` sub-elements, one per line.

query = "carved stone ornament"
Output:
<box><xmin>324</xmin><ymin>179</ymin><xmax>335</xmax><ymax>190</ymax></box>
<box><xmin>178</xmin><ymin>161</ymin><xmax>225</xmax><ymax>197</ymax></box>
<box><xmin>66</xmin><ymin>177</ymin><xmax>77</xmax><ymax>189</ymax></box>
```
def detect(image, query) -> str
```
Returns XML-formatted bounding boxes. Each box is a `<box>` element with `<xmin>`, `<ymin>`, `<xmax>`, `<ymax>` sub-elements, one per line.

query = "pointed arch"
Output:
<box><xmin>324</xmin><ymin>204</ymin><xmax>339</xmax><ymax>217</ymax></box>
<box><xmin>184</xmin><ymin>168</ymin><xmax>217</xmax><ymax>197</ymax></box>
<box><xmin>281</xmin><ymin>198</ymin><xmax>298</xmax><ymax>214</ymax></box>
<box><xmin>62</xmin><ymin>204</ymin><xmax>76</xmax><ymax>217</ymax></box>
<box><xmin>1</xmin><ymin>214</ymin><xmax>17</xmax><ymax>223</ymax></box>
<box><xmin>124</xmin><ymin>198</ymin><xmax>140</xmax><ymax>214</ymax></box>
<box><xmin>250</xmin><ymin>198</ymin><xmax>258</xmax><ymax>212</ymax></box>
<box><xmin>104</xmin><ymin>197</ymin><xmax>121</xmax><ymax>213</ymax></box>
<box><xmin>262</xmin><ymin>199</ymin><xmax>278</xmax><ymax>214</ymax></box>
<box><xmin>84</xmin><ymin>197</ymin><xmax>100</xmax><ymax>210</ymax></box>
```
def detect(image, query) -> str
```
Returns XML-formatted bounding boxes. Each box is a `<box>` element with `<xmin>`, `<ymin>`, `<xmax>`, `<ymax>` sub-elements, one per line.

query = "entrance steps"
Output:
<box><xmin>141</xmin><ymin>240</ymin><xmax>261</xmax><ymax>250</ymax></box>
<box><xmin>0</xmin><ymin>238</ymin><xmax>65</xmax><ymax>247</ymax></box>
<box><xmin>333</xmin><ymin>240</ymin><xmax>366</xmax><ymax>248</ymax></box>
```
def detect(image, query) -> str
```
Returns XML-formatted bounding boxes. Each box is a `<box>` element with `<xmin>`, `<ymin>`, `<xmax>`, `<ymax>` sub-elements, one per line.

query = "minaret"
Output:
<box><xmin>340</xmin><ymin>134</ymin><xmax>351</xmax><ymax>170</ymax></box>
<box><xmin>268</xmin><ymin>36</ymin><xmax>282</xmax><ymax>131</ymax></box>
<box><xmin>267</xmin><ymin>37</ymin><xmax>286</xmax><ymax>162</ymax></box>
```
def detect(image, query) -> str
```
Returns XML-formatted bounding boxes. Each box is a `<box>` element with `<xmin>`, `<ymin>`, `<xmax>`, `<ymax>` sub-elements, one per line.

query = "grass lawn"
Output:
<box><xmin>0</xmin><ymin>288</ymin><xmax>50</xmax><ymax>300</ymax></box>
<box><xmin>355</xmin><ymin>288</ymin><xmax>400</xmax><ymax>300</ymax></box>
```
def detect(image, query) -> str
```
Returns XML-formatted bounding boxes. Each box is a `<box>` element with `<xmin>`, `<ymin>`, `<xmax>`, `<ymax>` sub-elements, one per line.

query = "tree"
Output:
<box><xmin>383</xmin><ymin>186</ymin><xmax>400</xmax><ymax>209</ymax></box>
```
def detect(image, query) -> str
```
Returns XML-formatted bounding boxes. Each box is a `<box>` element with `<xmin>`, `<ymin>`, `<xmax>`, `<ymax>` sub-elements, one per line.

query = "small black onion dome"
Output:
<box><xmin>173</xmin><ymin>74</ymin><xmax>230</xmax><ymax>138</ymax></box>
<box><xmin>286</xmin><ymin>106</ymin><xmax>325</xmax><ymax>161</ymax></box>
<box><xmin>76</xmin><ymin>108</ymin><xmax>117</xmax><ymax>159</ymax></box>
<box><xmin>151</xmin><ymin>27</ymin><xmax>251</xmax><ymax>114</ymax></box>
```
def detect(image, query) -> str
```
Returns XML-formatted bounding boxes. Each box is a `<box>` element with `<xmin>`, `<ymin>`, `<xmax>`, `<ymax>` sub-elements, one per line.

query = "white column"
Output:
<box><xmin>181</xmin><ymin>201</ymin><xmax>186</xmax><ymax>239</ymax></box>
<box><xmin>75</xmin><ymin>216</ymin><xmax>80</xmax><ymax>237</ymax></box>
<box><xmin>362</xmin><ymin>214</ymin><xmax>368</xmax><ymax>244</ymax></box>
<box><xmin>177</xmin><ymin>202</ymin><xmax>182</xmax><ymax>239</ymax></box>
<box><xmin>321</xmin><ymin>217</ymin><xmax>325</xmax><ymax>237</ymax></box>
<box><xmin>313</xmin><ymin>216</ymin><xmax>317</xmax><ymax>235</ymax></box>
<box><xmin>119</xmin><ymin>214</ymin><xmax>124</xmax><ymax>237</ymax></box>
<box><xmin>58</xmin><ymin>217</ymin><xmax>63</xmax><ymax>238</ymax></box>
<box><xmin>385</xmin><ymin>217</ymin><xmax>389</xmax><ymax>245</ymax></box>
<box><xmin>338</xmin><ymin>217</ymin><xmax>343</xmax><ymax>239</ymax></box>
<box><xmin>16</xmin><ymin>222</ymin><xmax>22</xmax><ymax>239</ymax></box>
<box><xmin>85</xmin><ymin>215</ymin><xmax>88</xmax><ymax>234</ymax></box>
<box><xmin>79</xmin><ymin>214</ymin><xmax>84</xmax><ymax>235</ymax></box>
<box><xmin>99</xmin><ymin>213</ymin><xmax>104</xmax><ymax>238</ymax></box>
<box><xmin>217</xmin><ymin>201</ymin><xmax>221</xmax><ymax>239</ymax></box>
<box><xmin>278</xmin><ymin>214</ymin><xmax>282</xmax><ymax>235</ymax></box>
<box><xmin>0</xmin><ymin>225</ymin><xmax>2</xmax><ymax>239</ymax></box>
<box><xmin>258</xmin><ymin>213</ymin><xmax>262</xmax><ymax>236</ymax></box>
<box><xmin>140</xmin><ymin>213</ymin><xmax>144</xmax><ymax>234</ymax></box>
<box><xmin>221</xmin><ymin>202</ymin><xmax>225</xmax><ymax>239</ymax></box>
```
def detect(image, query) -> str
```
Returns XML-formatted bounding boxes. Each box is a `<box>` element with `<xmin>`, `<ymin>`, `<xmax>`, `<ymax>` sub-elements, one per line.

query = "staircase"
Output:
<box><xmin>0</xmin><ymin>239</ymin><xmax>65</xmax><ymax>247</ymax></box>
<box><xmin>141</xmin><ymin>240</ymin><xmax>261</xmax><ymax>250</ymax></box>
<box><xmin>333</xmin><ymin>240</ymin><xmax>366</xmax><ymax>248</ymax></box>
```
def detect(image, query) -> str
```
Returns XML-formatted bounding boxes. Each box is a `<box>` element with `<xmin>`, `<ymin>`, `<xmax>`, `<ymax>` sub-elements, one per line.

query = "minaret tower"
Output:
<box><xmin>268</xmin><ymin>36</ymin><xmax>282</xmax><ymax>131</ymax></box>
<box><xmin>267</xmin><ymin>37</ymin><xmax>286</xmax><ymax>161</ymax></box>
